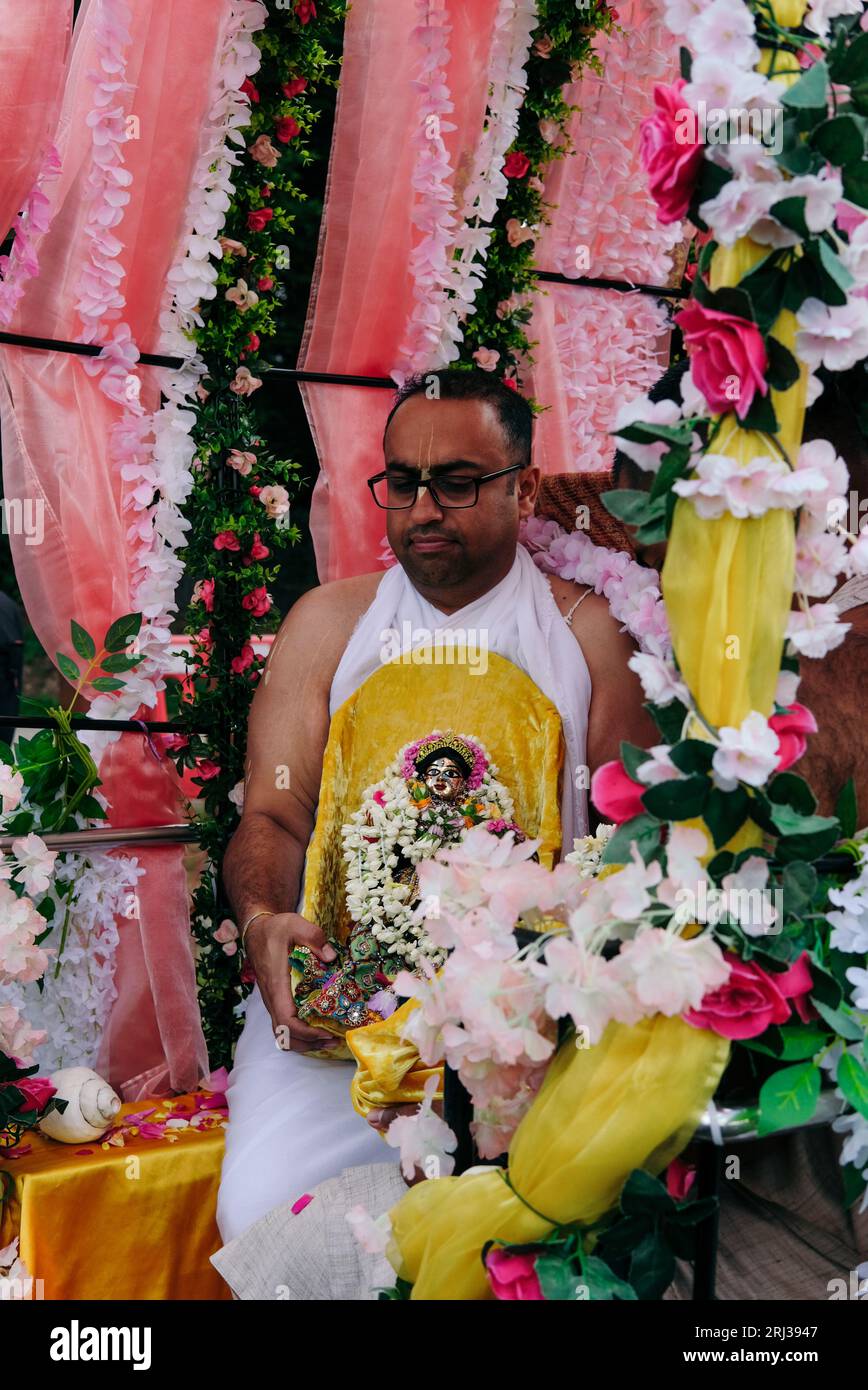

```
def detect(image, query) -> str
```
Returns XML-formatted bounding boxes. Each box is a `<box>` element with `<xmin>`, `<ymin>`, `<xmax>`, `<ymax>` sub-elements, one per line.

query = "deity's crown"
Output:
<box><xmin>412</xmin><ymin>733</ymin><xmax>477</xmax><ymax>771</ymax></box>
<box><xmin>400</xmin><ymin>730</ymin><xmax>489</xmax><ymax>790</ymax></box>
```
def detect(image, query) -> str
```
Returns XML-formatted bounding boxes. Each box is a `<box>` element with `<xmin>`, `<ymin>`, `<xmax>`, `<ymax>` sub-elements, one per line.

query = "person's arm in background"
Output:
<box><xmin>222</xmin><ymin>575</ymin><xmax>377</xmax><ymax>1052</ymax></box>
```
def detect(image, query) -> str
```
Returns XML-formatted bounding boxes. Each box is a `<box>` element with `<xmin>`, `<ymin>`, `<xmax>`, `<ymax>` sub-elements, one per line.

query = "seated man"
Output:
<box><xmin>216</xmin><ymin>368</ymin><xmax>654</xmax><ymax>1244</ymax></box>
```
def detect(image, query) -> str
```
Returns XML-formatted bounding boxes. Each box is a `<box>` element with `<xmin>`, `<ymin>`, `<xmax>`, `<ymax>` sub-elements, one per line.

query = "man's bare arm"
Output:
<box><xmin>223</xmin><ymin>575</ymin><xmax>378</xmax><ymax>1050</ymax></box>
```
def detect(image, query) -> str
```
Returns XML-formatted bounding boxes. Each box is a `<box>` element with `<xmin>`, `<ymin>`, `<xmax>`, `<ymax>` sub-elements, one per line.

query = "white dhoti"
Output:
<box><xmin>216</xmin><ymin>987</ymin><xmax>396</xmax><ymax>1243</ymax></box>
<box><xmin>217</xmin><ymin>546</ymin><xmax>592</xmax><ymax>1246</ymax></box>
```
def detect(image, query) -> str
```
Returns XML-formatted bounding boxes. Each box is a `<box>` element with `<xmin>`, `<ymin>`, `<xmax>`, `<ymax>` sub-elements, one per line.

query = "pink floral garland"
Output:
<box><xmin>0</xmin><ymin>143</ymin><xmax>62</xmax><ymax>327</ymax></box>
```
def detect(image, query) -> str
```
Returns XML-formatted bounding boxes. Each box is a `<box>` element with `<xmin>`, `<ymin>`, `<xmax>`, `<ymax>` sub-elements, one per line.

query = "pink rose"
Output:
<box><xmin>666</xmin><ymin>1156</ymin><xmax>696</xmax><ymax>1201</ymax></box>
<box><xmin>227</xmin><ymin>449</ymin><xmax>256</xmax><ymax>476</ymax></box>
<box><xmin>283</xmin><ymin>77</ymin><xmax>308</xmax><ymax>99</ymax></box>
<box><xmin>8</xmin><ymin>1074</ymin><xmax>56</xmax><ymax>1112</ymax></box>
<box><xmin>230</xmin><ymin>366</ymin><xmax>263</xmax><ymax>396</ymax></box>
<box><xmin>276</xmin><ymin>116</ymin><xmax>300</xmax><ymax>144</ymax></box>
<box><xmin>684</xmin><ymin>951</ymin><xmax>814</xmax><ymax>1041</ymax></box>
<box><xmin>472</xmin><ymin>347</ymin><xmax>500</xmax><ymax>372</ymax></box>
<box><xmin>674</xmin><ymin>300</ymin><xmax>769</xmax><ymax>421</ymax></box>
<box><xmin>257</xmin><ymin>276</ymin><xmax>274</xmax><ymax>292</ymax></box>
<box><xmin>218</xmin><ymin>237</ymin><xmax>247</xmax><ymax>258</ymax></box>
<box><xmin>295</xmin><ymin>0</ymin><xmax>316</xmax><ymax>22</ymax></box>
<box><xmin>194</xmin><ymin>626</ymin><xmax>213</xmax><ymax>651</ymax></box>
<box><xmin>241</xmin><ymin>585</ymin><xmax>272</xmax><ymax>617</ymax></box>
<box><xmin>160</xmin><ymin>733</ymin><xmax>189</xmax><ymax>753</ymax></box>
<box><xmin>231</xmin><ymin>643</ymin><xmax>256</xmax><ymax>675</ymax></box>
<box><xmin>192</xmin><ymin>577</ymin><xmax>215</xmax><ymax>611</ymax></box>
<box><xmin>213</xmin><ymin>530</ymin><xmax>240</xmax><ymax>551</ymax></box>
<box><xmin>506</xmin><ymin>217</ymin><xmax>535</xmax><ymax>248</ymax></box>
<box><xmin>639</xmin><ymin>78</ymin><xmax>704</xmax><ymax>225</ymax></box>
<box><xmin>591</xmin><ymin>759</ymin><xmax>646</xmax><ymax>824</ymax></box>
<box><xmin>485</xmin><ymin>1248</ymin><xmax>544</xmax><ymax>1301</ymax></box>
<box><xmin>213</xmin><ymin>919</ymin><xmax>239</xmax><ymax>956</ymax></box>
<box><xmin>503</xmin><ymin>151</ymin><xmax>530</xmax><ymax>179</ymax></box>
<box><xmin>246</xmin><ymin>208</ymin><xmax>274</xmax><ymax>232</ymax></box>
<box><xmin>247</xmin><ymin>332</ymin><xmax>260</xmax><ymax>353</ymax></box>
<box><xmin>258</xmin><ymin>484</ymin><xmax>290</xmax><ymax>519</ymax></box>
<box><xmin>243</xmin><ymin>532</ymin><xmax>270</xmax><ymax>563</ymax></box>
<box><xmin>195</xmin><ymin>760</ymin><xmax>221</xmax><ymax>781</ymax></box>
<box><xmin>249</xmin><ymin>135</ymin><xmax>279</xmax><ymax>168</ymax></box>
<box><xmin>768</xmin><ymin>703</ymin><xmax>817</xmax><ymax>773</ymax></box>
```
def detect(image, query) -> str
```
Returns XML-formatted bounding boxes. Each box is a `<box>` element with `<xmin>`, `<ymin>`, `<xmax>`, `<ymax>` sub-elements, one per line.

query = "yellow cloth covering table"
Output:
<box><xmin>0</xmin><ymin>1093</ymin><xmax>230</xmax><ymax>1300</ymax></box>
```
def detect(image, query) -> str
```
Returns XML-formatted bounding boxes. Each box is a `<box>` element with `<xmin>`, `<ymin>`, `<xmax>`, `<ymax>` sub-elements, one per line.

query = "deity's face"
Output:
<box><xmin>420</xmin><ymin>755</ymin><xmax>467</xmax><ymax>804</ymax></box>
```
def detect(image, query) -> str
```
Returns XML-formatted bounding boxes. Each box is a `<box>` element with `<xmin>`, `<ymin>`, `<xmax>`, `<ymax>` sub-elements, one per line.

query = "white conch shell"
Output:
<box><xmin>37</xmin><ymin>1067</ymin><xmax>122</xmax><ymax>1144</ymax></box>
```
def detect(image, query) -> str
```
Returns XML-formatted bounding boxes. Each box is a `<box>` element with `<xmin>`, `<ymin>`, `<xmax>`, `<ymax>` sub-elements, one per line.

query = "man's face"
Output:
<box><xmin>381</xmin><ymin>395</ymin><xmax>539</xmax><ymax>592</ymax></box>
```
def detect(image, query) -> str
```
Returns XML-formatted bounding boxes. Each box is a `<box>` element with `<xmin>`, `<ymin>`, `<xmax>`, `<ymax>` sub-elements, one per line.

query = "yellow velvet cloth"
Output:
<box><xmin>296</xmin><ymin>646</ymin><xmax>565</xmax><ymax>1059</ymax></box>
<box><xmin>388</xmin><ymin>1016</ymin><xmax>730</xmax><ymax>1300</ymax></box>
<box><xmin>347</xmin><ymin>999</ymin><xmax>435</xmax><ymax>1116</ymax></box>
<box><xmin>0</xmin><ymin>1096</ymin><xmax>230</xmax><ymax>1300</ymax></box>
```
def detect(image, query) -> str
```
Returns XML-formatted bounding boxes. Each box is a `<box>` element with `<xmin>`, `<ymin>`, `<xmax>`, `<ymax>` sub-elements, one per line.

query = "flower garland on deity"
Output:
<box><xmin>162</xmin><ymin>0</ymin><xmax>347</xmax><ymax>1068</ymax></box>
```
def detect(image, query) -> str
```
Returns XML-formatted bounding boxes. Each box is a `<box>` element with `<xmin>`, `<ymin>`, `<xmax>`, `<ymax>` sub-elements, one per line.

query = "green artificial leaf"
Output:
<box><xmin>613</xmin><ymin>421</ymin><xmax>695</xmax><ymax>447</ymax></box>
<box><xmin>781</xmin><ymin>860</ymin><xmax>818</xmax><ymax>917</ymax></box>
<box><xmin>769</xmin><ymin>803</ymin><xmax>836</xmax><ymax>838</ymax></box>
<box><xmin>776</xmin><ymin>126</ymin><xmax>817</xmax><ymax>176</ymax></box>
<box><xmin>679</xmin><ymin>46</ymin><xmax>691</xmax><ymax>82</ymax></box>
<box><xmin>90</xmin><ymin>677</ymin><xmax>125</xmax><ymax>693</ymax></box>
<box><xmin>600</xmin><ymin>813</ymin><xmax>661</xmax><ymax>867</ymax></box>
<box><xmin>707</xmin><ymin>285</ymin><xmax>755</xmax><ymax>323</ymax></box>
<box><xmin>738</xmin><ymin>259</ymin><xmax>787</xmax><ymax>334</ymax></box>
<box><xmin>581</xmin><ymin>1255</ymin><xmax>638</xmax><ymax>1302</ymax></box>
<box><xmin>707</xmin><ymin>849</ymin><xmax>735</xmax><ymax>880</ymax></box>
<box><xmin>781</xmin><ymin>59</ymin><xmax>830</xmax><ymax>112</ymax></box>
<box><xmin>837</xmin><ymin>1054</ymin><xmax>868</xmax><ymax>1121</ymax></box>
<box><xmin>811</xmin><ymin>114</ymin><xmax>867</xmax><ymax>166</ymax></box>
<box><xmin>830</xmin><ymin>30</ymin><xmax>868</xmax><ymax>86</ymax></box>
<box><xmin>100</xmin><ymin>652</ymin><xmax>140</xmax><ymax>674</ymax></box>
<box><xmin>764</xmin><ymin>336</ymin><xmax>801</xmax><ymax>392</ymax></box>
<box><xmin>756</xmin><ymin>1062</ymin><xmax>820</xmax><ymax>1136</ymax></box>
<box><xmin>629</xmin><ymin>1231</ymin><xmax>676</xmax><ymax>1301</ymax></box>
<box><xmin>104</xmin><ymin>612</ymin><xmax>142</xmax><ymax>653</ymax></box>
<box><xmin>70</xmin><ymin>620</ymin><xmax>96</xmax><ymax>662</ymax></box>
<box><xmin>648</xmin><ymin>445</ymin><xmax>692</xmax><ymax>503</ymax></box>
<box><xmin>1</xmin><ymin>810</ymin><xmax>34</xmax><ymax>836</ymax></box>
<box><xmin>668</xmin><ymin>739</ymin><xmax>715</xmax><ymax>776</ymax></box>
<box><xmin>601</xmin><ymin>489</ymin><xmax>652</xmax><ymax>526</ymax></box>
<box><xmin>841</xmin><ymin>1160</ymin><xmax>868</xmax><ymax>1209</ymax></box>
<box><xmin>77</xmin><ymin>794</ymin><xmax>107</xmax><ymax>820</ymax></box>
<box><xmin>814</xmin><ymin>236</ymin><xmax>855</xmax><ymax>296</ymax></box>
<box><xmin>620</xmin><ymin>1168</ymin><xmax>676</xmax><ymax>1217</ymax></box>
<box><xmin>692</xmin><ymin>160</ymin><xmax>731</xmax><ymax>219</ymax></box>
<box><xmin>646</xmin><ymin>699</ymin><xmax>688</xmax><ymax>746</ymax></box>
<box><xmin>768</xmin><ymin>195</ymin><xmax>810</xmax><ymax>240</ymax></box>
<box><xmin>835</xmin><ymin>777</ymin><xmax>858</xmax><ymax>840</ymax></box>
<box><xmin>739</xmin><ymin>390</ymin><xmax>778</xmax><ymax>434</ymax></box>
<box><xmin>56</xmin><ymin>652</ymin><xmax>80</xmax><ymax>685</ymax></box>
<box><xmin>704</xmin><ymin>785</ymin><xmax>750</xmax><ymax>849</ymax></box>
<box><xmin>0</xmin><ymin>740</ymin><xmax>13</xmax><ymax>767</ymax></box>
<box><xmin>642</xmin><ymin>774</ymin><xmax>708</xmax><ymax>821</ymax></box>
<box><xmin>768</xmin><ymin>772</ymin><xmax>817</xmax><ymax>817</ymax></box>
<box><xmin>814</xmin><ymin>998</ymin><xmax>864</xmax><ymax>1042</ymax></box>
<box><xmin>534</xmin><ymin>1255</ymin><xmax>586</xmax><ymax>1301</ymax></box>
<box><xmin>620</xmin><ymin>741</ymin><xmax>650</xmax><ymax>782</ymax></box>
<box><xmin>776</xmin><ymin>1023</ymin><xmax>830</xmax><ymax>1062</ymax></box>
<box><xmin>842</xmin><ymin>158</ymin><xmax>868</xmax><ymax>209</ymax></box>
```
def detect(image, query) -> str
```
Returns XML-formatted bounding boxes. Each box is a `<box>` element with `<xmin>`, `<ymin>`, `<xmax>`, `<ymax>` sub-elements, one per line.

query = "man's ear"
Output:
<box><xmin>517</xmin><ymin>464</ymin><xmax>541</xmax><ymax>519</ymax></box>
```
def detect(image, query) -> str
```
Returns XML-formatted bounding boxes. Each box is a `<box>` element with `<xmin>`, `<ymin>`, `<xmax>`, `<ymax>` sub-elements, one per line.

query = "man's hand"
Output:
<box><xmin>366</xmin><ymin>1103</ymin><xmax>421</xmax><ymax>1134</ymax></box>
<box><xmin>245</xmin><ymin>910</ymin><xmax>341</xmax><ymax>1054</ymax></box>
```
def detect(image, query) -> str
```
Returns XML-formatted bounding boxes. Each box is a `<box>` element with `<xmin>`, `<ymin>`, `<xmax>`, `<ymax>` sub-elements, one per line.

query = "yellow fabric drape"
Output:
<box><xmin>0</xmin><ymin>1096</ymin><xmax>229</xmax><ymax>1300</ymax></box>
<box><xmin>388</xmin><ymin>1016</ymin><xmax>730</xmax><ymax>1300</ymax></box>
<box><xmin>297</xmin><ymin>647</ymin><xmax>566</xmax><ymax>1058</ymax></box>
<box><xmin>347</xmin><ymin>998</ymin><xmax>438</xmax><ymax>1117</ymax></box>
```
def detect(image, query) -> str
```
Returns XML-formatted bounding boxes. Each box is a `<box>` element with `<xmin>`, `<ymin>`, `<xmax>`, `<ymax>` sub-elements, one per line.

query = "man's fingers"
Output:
<box><xmin>290</xmin><ymin>914</ymin><xmax>336</xmax><ymax>963</ymax></box>
<box><xmin>272</xmin><ymin>1014</ymin><xmax>341</xmax><ymax>1049</ymax></box>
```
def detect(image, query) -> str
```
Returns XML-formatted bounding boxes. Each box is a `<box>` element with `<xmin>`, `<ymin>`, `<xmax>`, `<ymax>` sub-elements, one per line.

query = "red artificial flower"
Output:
<box><xmin>261</xmin><ymin>185</ymin><xmax>272</xmax><ymax>199</ymax></box>
<box><xmin>241</xmin><ymin>585</ymin><xmax>272</xmax><ymax>618</ymax></box>
<box><xmin>295</xmin><ymin>0</ymin><xmax>317</xmax><ymax>23</ymax></box>
<box><xmin>257</xmin><ymin>276</ymin><xmax>274</xmax><ymax>291</ymax></box>
<box><xmin>240</xmin><ymin>78</ymin><xmax>260</xmax><ymax>104</ymax></box>
<box><xmin>247</xmin><ymin>333</ymin><xmax>260</xmax><ymax>352</ymax></box>
<box><xmin>639</xmin><ymin>77</ymin><xmax>704</xmax><ymax>226</ymax></box>
<box><xmin>675</xmin><ymin>300</ymin><xmax>769</xmax><ymax>421</ymax></box>
<box><xmin>276</xmin><ymin>115</ymin><xmax>301</xmax><ymax>144</ymax></box>
<box><xmin>213</xmin><ymin>530</ymin><xmax>241</xmax><ymax>551</ymax></box>
<box><xmin>501</xmin><ymin>377</ymin><xmax>518</xmax><ymax>392</ymax></box>
<box><xmin>5</xmin><ymin>1074</ymin><xmax>56</xmax><ymax>1112</ymax></box>
<box><xmin>666</xmin><ymin>1156</ymin><xmax>696</xmax><ymax>1201</ymax></box>
<box><xmin>768</xmin><ymin>703</ymin><xmax>818</xmax><ymax>773</ymax></box>
<box><xmin>485</xmin><ymin>1248</ymin><xmax>544</xmax><ymax>1301</ymax></box>
<box><xmin>249</xmin><ymin>484</ymin><xmax>262</xmax><ymax>497</ymax></box>
<box><xmin>160</xmin><ymin>733</ymin><xmax>189</xmax><ymax>753</ymax></box>
<box><xmin>283</xmin><ymin>77</ymin><xmax>308</xmax><ymax>99</ymax></box>
<box><xmin>247</xmin><ymin>208</ymin><xmax>274</xmax><ymax>233</ymax></box>
<box><xmin>231</xmin><ymin>643</ymin><xmax>256</xmax><ymax>675</ymax></box>
<box><xmin>684</xmin><ymin>951</ymin><xmax>814</xmax><ymax>1041</ymax></box>
<box><xmin>502</xmin><ymin>150</ymin><xmax>531</xmax><ymax>179</ymax></box>
<box><xmin>195</xmin><ymin>760</ymin><xmax>221</xmax><ymax>781</ymax></box>
<box><xmin>244</xmin><ymin>532</ymin><xmax>270</xmax><ymax>562</ymax></box>
<box><xmin>591</xmin><ymin>759</ymin><xmax>646</xmax><ymax>824</ymax></box>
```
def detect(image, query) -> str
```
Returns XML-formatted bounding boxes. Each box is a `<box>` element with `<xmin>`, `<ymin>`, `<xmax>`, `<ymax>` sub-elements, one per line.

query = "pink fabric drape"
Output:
<box><xmin>528</xmin><ymin>0</ymin><xmax>683</xmax><ymax>474</ymax></box>
<box><xmin>0</xmin><ymin>0</ymin><xmax>232</xmax><ymax>1097</ymax></box>
<box><xmin>298</xmin><ymin>0</ymin><xmax>502</xmax><ymax>582</ymax></box>
<box><xmin>0</xmin><ymin>0</ymin><xmax>73</xmax><ymax>240</ymax></box>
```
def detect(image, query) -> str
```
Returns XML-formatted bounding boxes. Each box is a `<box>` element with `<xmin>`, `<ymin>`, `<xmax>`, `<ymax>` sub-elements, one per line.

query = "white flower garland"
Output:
<box><xmin>342</xmin><ymin>734</ymin><xmax>515</xmax><ymax>968</ymax></box>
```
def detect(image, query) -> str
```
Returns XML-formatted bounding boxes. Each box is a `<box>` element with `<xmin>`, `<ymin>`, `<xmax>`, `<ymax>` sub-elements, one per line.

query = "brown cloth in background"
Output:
<box><xmin>536</xmin><ymin>471</ymin><xmax>637</xmax><ymax>557</ymax></box>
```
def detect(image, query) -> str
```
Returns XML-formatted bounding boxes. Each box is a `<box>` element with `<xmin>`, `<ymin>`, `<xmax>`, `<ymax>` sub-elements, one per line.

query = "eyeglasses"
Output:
<box><xmin>367</xmin><ymin>463</ymin><xmax>524</xmax><ymax>510</ymax></box>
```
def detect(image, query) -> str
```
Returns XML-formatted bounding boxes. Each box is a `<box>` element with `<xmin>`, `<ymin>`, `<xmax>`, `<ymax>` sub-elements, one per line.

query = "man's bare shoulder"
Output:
<box><xmin>547</xmin><ymin>573</ymin><xmax>638</xmax><ymax>672</ymax></box>
<box><xmin>265</xmin><ymin>572</ymin><xmax>383</xmax><ymax>688</ymax></box>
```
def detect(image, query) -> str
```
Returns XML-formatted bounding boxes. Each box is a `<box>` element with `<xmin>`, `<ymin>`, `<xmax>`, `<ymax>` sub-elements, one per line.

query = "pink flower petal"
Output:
<box><xmin>291</xmin><ymin>1193</ymin><xmax>314</xmax><ymax>1215</ymax></box>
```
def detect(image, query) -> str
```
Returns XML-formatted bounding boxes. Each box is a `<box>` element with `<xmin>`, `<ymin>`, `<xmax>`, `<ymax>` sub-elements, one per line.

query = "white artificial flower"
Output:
<box><xmin>699</xmin><ymin>178</ymin><xmax>781</xmax><ymax>248</ymax></box>
<box><xmin>628</xmin><ymin>651</ymin><xmax>690</xmax><ymax>707</ymax></box>
<box><xmin>674</xmin><ymin>453</ymin><xmax>815</xmax><ymax>521</ymax></box>
<box><xmin>720</xmin><ymin>856</ymin><xmax>778</xmax><ymax>936</ymax></box>
<box><xmin>635</xmin><ymin>745</ymin><xmax>682</xmax><ymax>786</ymax></box>
<box><xmin>774</xmin><ymin>668</ymin><xmax>801</xmax><ymax>706</ymax></box>
<box><xmin>847</xmin><ymin>528</ymin><xmax>868</xmax><ymax>576</ymax></box>
<box><xmin>846</xmin><ymin>965</ymin><xmax>868</xmax><ymax>1011</ymax></box>
<box><xmin>796</xmin><ymin>512</ymin><xmax>849</xmax><ymax>597</ymax></box>
<box><xmin>0</xmin><ymin>766</ymin><xmax>24</xmax><ymax>815</ymax></box>
<box><xmin>805</xmin><ymin>0</ymin><xmax>863</xmax><ymax>42</ymax></box>
<box><xmin>679</xmin><ymin>364</ymin><xmax>711</xmax><ymax>418</ymax></box>
<box><xmin>612</xmin><ymin>395</ymin><xmax>683</xmax><ymax>473</ymax></box>
<box><xmin>806</xmin><ymin>372</ymin><xmax>825</xmax><ymax>407</ymax></box>
<box><xmin>684</xmin><ymin>56</ymin><xmax>769</xmax><ymax>115</ymax></box>
<box><xmin>712</xmin><ymin>710</ymin><xmax>780</xmax><ymax>789</ymax></box>
<box><xmin>663</xmin><ymin>0</ymin><xmax>705</xmax><ymax>35</ymax></box>
<box><xmin>345</xmin><ymin>1204</ymin><xmax>392</xmax><ymax>1255</ymax></box>
<box><xmin>11</xmin><ymin>833</ymin><xmax>57</xmax><ymax>897</ymax></box>
<box><xmin>796</xmin><ymin>298</ymin><xmax>868</xmax><ymax>373</ymax></box>
<box><xmin>840</xmin><ymin>219</ymin><xmax>868</xmax><ymax>285</ymax></box>
<box><xmin>228</xmin><ymin>780</ymin><xmax>245</xmax><ymax>812</ymax></box>
<box><xmin>785</xmin><ymin>170</ymin><xmax>844</xmax><ymax>235</ymax></box>
<box><xmin>532</xmin><ymin>936</ymin><xmax>642</xmax><ymax>1041</ymax></box>
<box><xmin>786</xmin><ymin>603</ymin><xmax>850</xmax><ymax>658</ymax></box>
<box><xmin>616</xmin><ymin>928</ymin><xmax>731</xmax><ymax>1015</ymax></box>
<box><xmin>384</xmin><ymin>1073</ymin><xmax>457</xmax><ymax>1181</ymax></box>
<box><xmin>605</xmin><ymin>847</ymin><xmax>663</xmax><ymax>921</ymax></box>
<box><xmin>666</xmin><ymin>826</ymin><xmax>710</xmax><ymax>892</ymax></box>
<box><xmin>687</xmin><ymin>0</ymin><xmax>759</xmax><ymax>70</ymax></box>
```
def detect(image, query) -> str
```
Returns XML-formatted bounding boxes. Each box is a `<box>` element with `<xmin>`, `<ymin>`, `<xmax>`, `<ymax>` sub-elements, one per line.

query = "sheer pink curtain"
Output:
<box><xmin>298</xmin><ymin>0</ymin><xmax>502</xmax><ymax>582</ymax></box>
<box><xmin>528</xmin><ymin>0</ymin><xmax>683</xmax><ymax>474</ymax></box>
<box><xmin>0</xmin><ymin>0</ymin><xmax>73</xmax><ymax>239</ymax></box>
<box><xmin>0</xmin><ymin>0</ymin><xmax>232</xmax><ymax>1096</ymax></box>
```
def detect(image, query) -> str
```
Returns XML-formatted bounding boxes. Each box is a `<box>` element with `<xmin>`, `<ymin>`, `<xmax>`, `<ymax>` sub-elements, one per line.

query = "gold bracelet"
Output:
<box><xmin>241</xmin><ymin>909</ymin><xmax>275</xmax><ymax>949</ymax></box>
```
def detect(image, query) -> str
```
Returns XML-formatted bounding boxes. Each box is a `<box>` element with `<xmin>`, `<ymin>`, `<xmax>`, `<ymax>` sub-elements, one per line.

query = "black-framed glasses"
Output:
<box><xmin>367</xmin><ymin>463</ymin><xmax>524</xmax><ymax>510</ymax></box>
